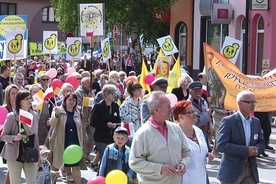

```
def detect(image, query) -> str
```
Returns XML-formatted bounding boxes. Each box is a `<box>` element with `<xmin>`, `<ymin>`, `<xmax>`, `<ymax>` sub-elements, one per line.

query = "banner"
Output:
<box><xmin>66</xmin><ymin>37</ymin><xmax>82</xmax><ymax>60</ymax></box>
<box><xmin>43</xmin><ymin>31</ymin><xmax>58</xmax><ymax>54</ymax></box>
<box><xmin>155</xmin><ymin>56</ymin><xmax>171</xmax><ymax>79</ymax></box>
<box><xmin>0</xmin><ymin>15</ymin><xmax>28</xmax><ymax>60</ymax></box>
<box><xmin>29</xmin><ymin>42</ymin><xmax>43</xmax><ymax>56</ymax></box>
<box><xmin>101</xmin><ymin>37</ymin><xmax>111</xmax><ymax>62</ymax></box>
<box><xmin>204</xmin><ymin>43</ymin><xmax>276</xmax><ymax>112</ymax></box>
<box><xmin>58</xmin><ymin>41</ymin><xmax>66</xmax><ymax>55</ymax></box>
<box><xmin>157</xmin><ymin>35</ymin><xmax>178</xmax><ymax>56</ymax></box>
<box><xmin>79</xmin><ymin>3</ymin><xmax>104</xmax><ymax>36</ymax></box>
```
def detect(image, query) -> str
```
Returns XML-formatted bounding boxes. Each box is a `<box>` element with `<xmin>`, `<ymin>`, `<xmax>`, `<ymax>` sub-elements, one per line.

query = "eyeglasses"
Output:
<box><xmin>77</xmin><ymin>78</ymin><xmax>81</xmax><ymax>80</ymax></box>
<box><xmin>184</xmin><ymin>110</ymin><xmax>196</xmax><ymax>114</ymax></box>
<box><xmin>240</xmin><ymin>100</ymin><xmax>257</xmax><ymax>104</ymax></box>
<box><xmin>67</xmin><ymin>99</ymin><xmax>76</xmax><ymax>102</ymax></box>
<box><xmin>42</xmin><ymin>78</ymin><xmax>49</xmax><ymax>81</ymax></box>
<box><xmin>23</xmin><ymin>97</ymin><xmax>32</xmax><ymax>101</ymax></box>
<box><xmin>108</xmin><ymin>93</ymin><xmax>116</xmax><ymax>96</ymax></box>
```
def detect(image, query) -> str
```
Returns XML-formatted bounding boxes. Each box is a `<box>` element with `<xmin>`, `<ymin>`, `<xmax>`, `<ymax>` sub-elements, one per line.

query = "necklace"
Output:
<box><xmin>187</xmin><ymin>129</ymin><xmax>199</xmax><ymax>144</ymax></box>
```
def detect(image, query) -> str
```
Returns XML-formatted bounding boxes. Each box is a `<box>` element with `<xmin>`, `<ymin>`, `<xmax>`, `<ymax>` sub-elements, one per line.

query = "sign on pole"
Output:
<box><xmin>220</xmin><ymin>36</ymin><xmax>242</xmax><ymax>64</ymax></box>
<box><xmin>157</xmin><ymin>35</ymin><xmax>178</xmax><ymax>56</ymax></box>
<box><xmin>101</xmin><ymin>37</ymin><xmax>111</xmax><ymax>62</ymax></box>
<box><xmin>79</xmin><ymin>3</ymin><xmax>104</xmax><ymax>37</ymax></box>
<box><xmin>66</xmin><ymin>37</ymin><xmax>82</xmax><ymax>60</ymax></box>
<box><xmin>43</xmin><ymin>31</ymin><xmax>58</xmax><ymax>54</ymax></box>
<box><xmin>6</xmin><ymin>31</ymin><xmax>25</xmax><ymax>59</ymax></box>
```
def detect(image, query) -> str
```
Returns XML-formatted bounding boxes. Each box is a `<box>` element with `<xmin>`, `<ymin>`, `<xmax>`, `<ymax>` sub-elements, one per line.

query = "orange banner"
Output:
<box><xmin>204</xmin><ymin>43</ymin><xmax>276</xmax><ymax>112</ymax></box>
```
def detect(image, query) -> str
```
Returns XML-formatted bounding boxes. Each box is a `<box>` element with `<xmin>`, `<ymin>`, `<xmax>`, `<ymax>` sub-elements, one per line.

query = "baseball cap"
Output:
<box><xmin>114</xmin><ymin>127</ymin><xmax>129</xmax><ymax>135</ymax></box>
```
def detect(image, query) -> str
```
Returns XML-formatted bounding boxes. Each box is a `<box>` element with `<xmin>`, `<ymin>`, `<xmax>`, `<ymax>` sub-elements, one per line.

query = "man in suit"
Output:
<box><xmin>217</xmin><ymin>90</ymin><xmax>265</xmax><ymax>184</ymax></box>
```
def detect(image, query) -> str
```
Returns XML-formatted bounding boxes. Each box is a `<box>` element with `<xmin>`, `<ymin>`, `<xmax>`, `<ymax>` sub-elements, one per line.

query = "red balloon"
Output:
<box><xmin>87</xmin><ymin>176</ymin><xmax>106</xmax><ymax>184</ymax></box>
<box><xmin>51</xmin><ymin>79</ymin><xmax>63</xmax><ymax>90</ymax></box>
<box><xmin>65</xmin><ymin>75</ymin><xmax>78</xmax><ymax>89</ymax></box>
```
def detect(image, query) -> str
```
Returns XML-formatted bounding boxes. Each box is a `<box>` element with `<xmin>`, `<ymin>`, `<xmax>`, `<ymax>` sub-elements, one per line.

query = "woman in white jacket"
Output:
<box><xmin>173</xmin><ymin>100</ymin><xmax>214</xmax><ymax>184</ymax></box>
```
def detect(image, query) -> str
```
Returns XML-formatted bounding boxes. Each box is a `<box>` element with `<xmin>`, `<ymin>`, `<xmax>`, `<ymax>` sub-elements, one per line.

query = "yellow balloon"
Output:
<box><xmin>106</xmin><ymin>170</ymin><xmax>127</xmax><ymax>184</ymax></box>
<box><xmin>38</xmin><ymin>71</ymin><xmax>45</xmax><ymax>76</ymax></box>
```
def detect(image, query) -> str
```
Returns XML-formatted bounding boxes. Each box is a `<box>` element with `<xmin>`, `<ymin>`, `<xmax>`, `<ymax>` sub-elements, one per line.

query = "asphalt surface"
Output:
<box><xmin>0</xmin><ymin>124</ymin><xmax>275</xmax><ymax>184</ymax></box>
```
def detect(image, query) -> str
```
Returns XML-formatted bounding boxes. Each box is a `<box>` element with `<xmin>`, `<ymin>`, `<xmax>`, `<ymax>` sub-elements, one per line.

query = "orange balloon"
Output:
<box><xmin>125</xmin><ymin>76</ymin><xmax>137</xmax><ymax>85</ymax></box>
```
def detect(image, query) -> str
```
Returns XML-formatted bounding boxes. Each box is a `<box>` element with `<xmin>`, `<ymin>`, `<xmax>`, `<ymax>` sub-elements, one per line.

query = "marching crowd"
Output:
<box><xmin>0</xmin><ymin>53</ymin><xmax>273</xmax><ymax>184</ymax></box>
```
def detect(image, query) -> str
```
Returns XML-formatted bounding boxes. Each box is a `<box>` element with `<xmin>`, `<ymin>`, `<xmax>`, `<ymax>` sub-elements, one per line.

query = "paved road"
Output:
<box><xmin>0</xmin><ymin>126</ymin><xmax>275</xmax><ymax>184</ymax></box>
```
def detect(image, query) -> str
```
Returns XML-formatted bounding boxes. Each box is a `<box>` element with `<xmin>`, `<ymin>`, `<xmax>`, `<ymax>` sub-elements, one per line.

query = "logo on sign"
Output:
<box><xmin>217</xmin><ymin>9</ymin><xmax>228</xmax><ymax>19</ymax></box>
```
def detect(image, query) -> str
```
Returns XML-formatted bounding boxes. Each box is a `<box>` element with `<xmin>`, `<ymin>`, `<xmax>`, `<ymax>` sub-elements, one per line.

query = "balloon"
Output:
<box><xmin>38</xmin><ymin>71</ymin><xmax>45</xmax><ymax>76</ymax></box>
<box><xmin>180</xmin><ymin>68</ymin><xmax>187</xmax><ymax>74</ymax></box>
<box><xmin>65</xmin><ymin>75</ymin><xmax>78</xmax><ymax>89</ymax></box>
<box><xmin>67</xmin><ymin>67</ymin><xmax>76</xmax><ymax>75</ymax></box>
<box><xmin>144</xmin><ymin>73</ymin><xmax>155</xmax><ymax>85</ymax></box>
<box><xmin>87</xmin><ymin>176</ymin><xmax>105</xmax><ymax>184</ymax></box>
<box><xmin>166</xmin><ymin>93</ymin><xmax>178</xmax><ymax>107</ymax></box>
<box><xmin>0</xmin><ymin>106</ymin><xmax>8</xmax><ymax>125</ymax></box>
<box><xmin>62</xmin><ymin>144</ymin><xmax>83</xmax><ymax>165</ymax></box>
<box><xmin>47</xmin><ymin>68</ymin><xmax>57</xmax><ymax>79</ymax></box>
<box><xmin>51</xmin><ymin>79</ymin><xmax>63</xmax><ymax>90</ymax></box>
<box><xmin>125</xmin><ymin>76</ymin><xmax>137</xmax><ymax>85</ymax></box>
<box><xmin>106</xmin><ymin>170</ymin><xmax>127</xmax><ymax>184</ymax></box>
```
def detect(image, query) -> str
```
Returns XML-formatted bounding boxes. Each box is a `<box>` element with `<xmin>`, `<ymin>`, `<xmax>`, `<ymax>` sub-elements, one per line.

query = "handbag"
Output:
<box><xmin>21</xmin><ymin>141</ymin><xmax>39</xmax><ymax>163</ymax></box>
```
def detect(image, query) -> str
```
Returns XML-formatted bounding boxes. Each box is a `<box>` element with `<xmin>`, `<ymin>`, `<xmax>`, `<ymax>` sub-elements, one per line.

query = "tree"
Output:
<box><xmin>51</xmin><ymin>0</ymin><xmax>178</xmax><ymax>74</ymax></box>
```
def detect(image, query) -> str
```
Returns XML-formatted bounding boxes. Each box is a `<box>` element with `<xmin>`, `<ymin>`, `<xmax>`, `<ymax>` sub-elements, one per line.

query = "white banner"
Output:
<box><xmin>157</xmin><ymin>35</ymin><xmax>178</xmax><ymax>56</ymax></box>
<box><xmin>101</xmin><ymin>37</ymin><xmax>111</xmax><ymax>62</ymax></box>
<box><xmin>66</xmin><ymin>37</ymin><xmax>82</xmax><ymax>60</ymax></box>
<box><xmin>43</xmin><ymin>31</ymin><xmax>58</xmax><ymax>54</ymax></box>
<box><xmin>6</xmin><ymin>31</ymin><xmax>25</xmax><ymax>59</ymax></box>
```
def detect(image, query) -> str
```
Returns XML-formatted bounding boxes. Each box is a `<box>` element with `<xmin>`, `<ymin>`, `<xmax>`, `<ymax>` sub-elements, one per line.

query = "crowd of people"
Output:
<box><xmin>0</xmin><ymin>53</ymin><xmax>273</xmax><ymax>184</ymax></box>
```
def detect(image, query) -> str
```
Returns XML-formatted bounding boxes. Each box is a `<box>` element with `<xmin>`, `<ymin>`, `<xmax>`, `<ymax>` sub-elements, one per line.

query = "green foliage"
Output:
<box><xmin>51</xmin><ymin>0</ymin><xmax>177</xmax><ymax>44</ymax></box>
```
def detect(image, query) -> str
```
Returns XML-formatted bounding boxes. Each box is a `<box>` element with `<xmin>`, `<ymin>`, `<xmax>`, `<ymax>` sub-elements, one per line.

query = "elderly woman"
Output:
<box><xmin>90</xmin><ymin>84</ymin><xmax>121</xmax><ymax>159</ymax></box>
<box><xmin>1</xmin><ymin>90</ymin><xmax>39</xmax><ymax>184</ymax></box>
<box><xmin>173</xmin><ymin>100</ymin><xmax>214</xmax><ymax>184</ymax></box>
<box><xmin>119</xmin><ymin>82</ymin><xmax>142</xmax><ymax>134</ymax></box>
<box><xmin>49</xmin><ymin>93</ymin><xmax>85</xmax><ymax>183</ymax></box>
<box><xmin>172</xmin><ymin>74</ymin><xmax>193</xmax><ymax>101</ymax></box>
<box><xmin>56</xmin><ymin>83</ymin><xmax>74</xmax><ymax>106</ymax></box>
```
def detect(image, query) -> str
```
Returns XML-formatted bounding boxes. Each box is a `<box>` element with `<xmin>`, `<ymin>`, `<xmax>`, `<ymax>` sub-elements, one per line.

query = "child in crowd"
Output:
<box><xmin>36</xmin><ymin>145</ymin><xmax>59</xmax><ymax>184</ymax></box>
<box><xmin>99</xmin><ymin>127</ymin><xmax>137</xmax><ymax>183</ymax></box>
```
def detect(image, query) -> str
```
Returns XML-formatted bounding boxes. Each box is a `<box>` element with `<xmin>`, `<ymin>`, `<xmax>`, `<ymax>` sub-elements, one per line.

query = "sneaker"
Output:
<box><xmin>66</xmin><ymin>175</ymin><xmax>74</xmax><ymax>182</ymax></box>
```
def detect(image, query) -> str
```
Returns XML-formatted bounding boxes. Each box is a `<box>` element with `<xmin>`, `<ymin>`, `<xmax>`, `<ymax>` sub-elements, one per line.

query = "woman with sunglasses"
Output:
<box><xmin>1</xmin><ymin>90</ymin><xmax>39</xmax><ymax>184</ymax></box>
<box><xmin>173</xmin><ymin>100</ymin><xmax>214</xmax><ymax>184</ymax></box>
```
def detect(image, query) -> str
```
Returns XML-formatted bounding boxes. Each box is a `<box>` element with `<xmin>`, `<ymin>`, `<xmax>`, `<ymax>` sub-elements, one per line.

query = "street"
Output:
<box><xmin>0</xmin><ymin>127</ymin><xmax>275</xmax><ymax>184</ymax></box>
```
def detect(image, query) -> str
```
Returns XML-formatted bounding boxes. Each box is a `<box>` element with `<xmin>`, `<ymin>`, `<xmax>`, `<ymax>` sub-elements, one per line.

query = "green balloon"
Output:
<box><xmin>62</xmin><ymin>144</ymin><xmax>83</xmax><ymax>164</ymax></box>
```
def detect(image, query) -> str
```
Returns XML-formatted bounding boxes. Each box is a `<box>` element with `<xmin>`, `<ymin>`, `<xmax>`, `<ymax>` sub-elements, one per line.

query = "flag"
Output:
<box><xmin>54</xmin><ymin>87</ymin><xmax>61</xmax><ymax>95</ymax></box>
<box><xmin>32</xmin><ymin>90</ymin><xmax>44</xmax><ymax>106</ymax></box>
<box><xmin>19</xmin><ymin>109</ymin><xmax>33</xmax><ymax>127</ymax></box>
<box><xmin>152</xmin><ymin>50</ymin><xmax>164</xmax><ymax>74</ymax></box>
<box><xmin>124</xmin><ymin>123</ymin><xmax>135</xmax><ymax>137</ymax></box>
<box><xmin>82</xmin><ymin>97</ymin><xmax>94</xmax><ymax>107</ymax></box>
<box><xmin>139</xmin><ymin>59</ymin><xmax>151</xmax><ymax>92</ymax></box>
<box><xmin>44</xmin><ymin>87</ymin><xmax>54</xmax><ymax>101</ymax></box>
<box><xmin>167</xmin><ymin>56</ymin><xmax>181</xmax><ymax>93</ymax></box>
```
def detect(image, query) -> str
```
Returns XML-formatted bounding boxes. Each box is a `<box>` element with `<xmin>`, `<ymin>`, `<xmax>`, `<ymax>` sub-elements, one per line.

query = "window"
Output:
<box><xmin>42</xmin><ymin>7</ymin><xmax>59</xmax><ymax>22</ymax></box>
<box><xmin>178</xmin><ymin>24</ymin><xmax>187</xmax><ymax>66</ymax></box>
<box><xmin>206</xmin><ymin>19</ymin><xmax>228</xmax><ymax>51</ymax></box>
<box><xmin>0</xmin><ymin>3</ymin><xmax>16</xmax><ymax>15</ymax></box>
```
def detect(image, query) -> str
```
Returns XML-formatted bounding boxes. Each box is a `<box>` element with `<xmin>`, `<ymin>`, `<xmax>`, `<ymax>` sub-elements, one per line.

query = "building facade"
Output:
<box><xmin>170</xmin><ymin>0</ymin><xmax>276</xmax><ymax>77</ymax></box>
